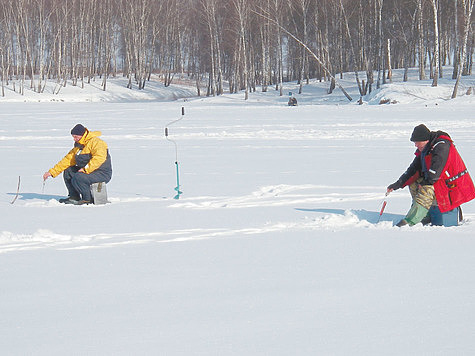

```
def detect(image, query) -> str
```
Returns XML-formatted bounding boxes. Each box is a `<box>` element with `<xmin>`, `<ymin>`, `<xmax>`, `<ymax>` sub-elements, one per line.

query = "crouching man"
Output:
<box><xmin>43</xmin><ymin>124</ymin><xmax>112</xmax><ymax>205</ymax></box>
<box><xmin>387</xmin><ymin>124</ymin><xmax>475</xmax><ymax>226</ymax></box>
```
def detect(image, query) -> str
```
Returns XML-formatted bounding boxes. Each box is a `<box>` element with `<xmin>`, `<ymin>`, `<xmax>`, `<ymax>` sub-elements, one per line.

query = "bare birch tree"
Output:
<box><xmin>0</xmin><ymin>0</ymin><xmax>470</xmax><ymax>100</ymax></box>
<box><xmin>452</xmin><ymin>0</ymin><xmax>474</xmax><ymax>98</ymax></box>
<box><xmin>430</xmin><ymin>0</ymin><xmax>440</xmax><ymax>86</ymax></box>
<box><xmin>233</xmin><ymin>0</ymin><xmax>250</xmax><ymax>100</ymax></box>
<box><xmin>417</xmin><ymin>0</ymin><xmax>426</xmax><ymax>80</ymax></box>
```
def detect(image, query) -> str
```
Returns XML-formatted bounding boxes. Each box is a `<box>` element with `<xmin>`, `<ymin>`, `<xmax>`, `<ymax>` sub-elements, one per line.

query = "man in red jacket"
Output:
<box><xmin>387</xmin><ymin>124</ymin><xmax>475</xmax><ymax>227</ymax></box>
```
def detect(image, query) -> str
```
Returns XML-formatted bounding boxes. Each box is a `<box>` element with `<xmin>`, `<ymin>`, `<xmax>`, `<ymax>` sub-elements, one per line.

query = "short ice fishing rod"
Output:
<box><xmin>10</xmin><ymin>176</ymin><xmax>21</xmax><ymax>204</ymax></box>
<box><xmin>377</xmin><ymin>191</ymin><xmax>389</xmax><ymax>223</ymax></box>
<box><xmin>165</xmin><ymin>107</ymin><xmax>185</xmax><ymax>199</ymax></box>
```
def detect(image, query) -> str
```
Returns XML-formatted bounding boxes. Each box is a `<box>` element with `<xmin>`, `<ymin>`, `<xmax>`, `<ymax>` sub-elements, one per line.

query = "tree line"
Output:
<box><xmin>0</xmin><ymin>0</ymin><xmax>473</xmax><ymax>99</ymax></box>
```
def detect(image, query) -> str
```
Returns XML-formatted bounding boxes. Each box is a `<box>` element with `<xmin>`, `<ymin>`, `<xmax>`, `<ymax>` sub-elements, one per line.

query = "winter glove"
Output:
<box><xmin>387</xmin><ymin>180</ymin><xmax>403</xmax><ymax>191</ymax></box>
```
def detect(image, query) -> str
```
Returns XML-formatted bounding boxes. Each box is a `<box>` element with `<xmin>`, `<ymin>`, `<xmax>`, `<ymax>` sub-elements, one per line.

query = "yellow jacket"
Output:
<box><xmin>49</xmin><ymin>130</ymin><xmax>110</xmax><ymax>177</ymax></box>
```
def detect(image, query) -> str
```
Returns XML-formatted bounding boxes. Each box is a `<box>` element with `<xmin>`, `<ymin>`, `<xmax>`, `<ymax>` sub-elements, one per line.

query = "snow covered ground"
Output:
<box><xmin>1</xmin><ymin>68</ymin><xmax>475</xmax><ymax>355</ymax></box>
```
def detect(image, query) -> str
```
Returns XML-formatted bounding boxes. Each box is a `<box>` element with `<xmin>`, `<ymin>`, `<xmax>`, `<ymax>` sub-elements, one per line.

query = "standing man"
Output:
<box><xmin>387</xmin><ymin>124</ymin><xmax>475</xmax><ymax>226</ymax></box>
<box><xmin>43</xmin><ymin>124</ymin><xmax>112</xmax><ymax>205</ymax></box>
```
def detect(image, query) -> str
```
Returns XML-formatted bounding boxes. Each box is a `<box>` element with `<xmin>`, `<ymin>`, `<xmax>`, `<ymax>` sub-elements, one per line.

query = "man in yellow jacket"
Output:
<box><xmin>43</xmin><ymin>124</ymin><xmax>112</xmax><ymax>205</ymax></box>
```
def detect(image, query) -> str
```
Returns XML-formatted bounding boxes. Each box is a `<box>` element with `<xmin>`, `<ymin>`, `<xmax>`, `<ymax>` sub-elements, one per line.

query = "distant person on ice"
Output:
<box><xmin>43</xmin><ymin>124</ymin><xmax>112</xmax><ymax>205</ymax></box>
<box><xmin>387</xmin><ymin>124</ymin><xmax>475</xmax><ymax>227</ymax></box>
<box><xmin>287</xmin><ymin>92</ymin><xmax>297</xmax><ymax>106</ymax></box>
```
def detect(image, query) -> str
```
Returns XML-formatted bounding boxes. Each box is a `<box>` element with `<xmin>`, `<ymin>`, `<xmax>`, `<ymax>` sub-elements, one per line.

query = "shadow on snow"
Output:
<box><xmin>295</xmin><ymin>208</ymin><xmax>404</xmax><ymax>225</ymax></box>
<box><xmin>7</xmin><ymin>192</ymin><xmax>64</xmax><ymax>201</ymax></box>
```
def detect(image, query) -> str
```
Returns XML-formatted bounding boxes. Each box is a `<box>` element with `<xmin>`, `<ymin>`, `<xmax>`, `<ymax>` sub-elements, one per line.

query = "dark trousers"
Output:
<box><xmin>63</xmin><ymin>166</ymin><xmax>111</xmax><ymax>201</ymax></box>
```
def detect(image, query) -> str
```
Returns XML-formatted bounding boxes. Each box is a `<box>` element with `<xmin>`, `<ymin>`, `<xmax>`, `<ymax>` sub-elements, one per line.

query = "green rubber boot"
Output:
<box><xmin>404</xmin><ymin>202</ymin><xmax>430</xmax><ymax>226</ymax></box>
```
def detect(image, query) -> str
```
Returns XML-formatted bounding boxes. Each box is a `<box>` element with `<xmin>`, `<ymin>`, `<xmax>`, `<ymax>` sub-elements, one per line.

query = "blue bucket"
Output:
<box><xmin>429</xmin><ymin>206</ymin><xmax>460</xmax><ymax>227</ymax></box>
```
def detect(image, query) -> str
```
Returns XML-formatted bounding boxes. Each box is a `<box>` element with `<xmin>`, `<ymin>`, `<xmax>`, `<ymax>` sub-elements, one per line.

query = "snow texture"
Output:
<box><xmin>1</xmin><ymin>68</ymin><xmax>475</xmax><ymax>355</ymax></box>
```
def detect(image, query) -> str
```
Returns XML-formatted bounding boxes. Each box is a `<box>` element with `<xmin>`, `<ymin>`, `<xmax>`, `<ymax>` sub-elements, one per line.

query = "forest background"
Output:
<box><xmin>0</xmin><ymin>0</ymin><xmax>473</xmax><ymax>100</ymax></box>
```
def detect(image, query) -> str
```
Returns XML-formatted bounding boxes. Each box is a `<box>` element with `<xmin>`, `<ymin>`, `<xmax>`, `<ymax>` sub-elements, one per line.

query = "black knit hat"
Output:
<box><xmin>410</xmin><ymin>124</ymin><xmax>430</xmax><ymax>142</ymax></box>
<box><xmin>71</xmin><ymin>124</ymin><xmax>86</xmax><ymax>136</ymax></box>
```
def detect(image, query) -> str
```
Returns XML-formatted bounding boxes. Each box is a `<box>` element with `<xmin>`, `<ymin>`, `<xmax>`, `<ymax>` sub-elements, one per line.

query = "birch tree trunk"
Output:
<box><xmin>234</xmin><ymin>0</ymin><xmax>249</xmax><ymax>100</ymax></box>
<box><xmin>339</xmin><ymin>0</ymin><xmax>363</xmax><ymax>95</ymax></box>
<box><xmin>293</xmin><ymin>0</ymin><xmax>310</xmax><ymax>94</ymax></box>
<box><xmin>272</xmin><ymin>0</ymin><xmax>284</xmax><ymax>96</ymax></box>
<box><xmin>376</xmin><ymin>0</ymin><xmax>383</xmax><ymax>89</ymax></box>
<box><xmin>452</xmin><ymin>0</ymin><xmax>474</xmax><ymax>98</ymax></box>
<box><xmin>417</xmin><ymin>0</ymin><xmax>426</xmax><ymax>80</ymax></box>
<box><xmin>201</xmin><ymin>0</ymin><xmax>217</xmax><ymax>96</ymax></box>
<box><xmin>430</xmin><ymin>0</ymin><xmax>439</xmax><ymax>86</ymax></box>
<box><xmin>1</xmin><ymin>48</ymin><xmax>5</xmax><ymax>97</ymax></box>
<box><xmin>452</xmin><ymin>0</ymin><xmax>459</xmax><ymax>79</ymax></box>
<box><xmin>387</xmin><ymin>39</ymin><xmax>392</xmax><ymax>82</ymax></box>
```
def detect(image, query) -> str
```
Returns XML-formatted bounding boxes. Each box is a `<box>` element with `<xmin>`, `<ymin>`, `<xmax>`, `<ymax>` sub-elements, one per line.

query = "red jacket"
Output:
<box><xmin>403</xmin><ymin>134</ymin><xmax>475</xmax><ymax>212</ymax></box>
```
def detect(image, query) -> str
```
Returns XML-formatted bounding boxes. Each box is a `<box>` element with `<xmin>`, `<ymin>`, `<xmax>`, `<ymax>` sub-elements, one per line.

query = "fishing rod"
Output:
<box><xmin>165</xmin><ymin>107</ymin><xmax>185</xmax><ymax>199</ymax></box>
<box><xmin>10</xmin><ymin>176</ymin><xmax>21</xmax><ymax>204</ymax></box>
<box><xmin>377</xmin><ymin>191</ymin><xmax>389</xmax><ymax>223</ymax></box>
